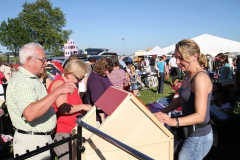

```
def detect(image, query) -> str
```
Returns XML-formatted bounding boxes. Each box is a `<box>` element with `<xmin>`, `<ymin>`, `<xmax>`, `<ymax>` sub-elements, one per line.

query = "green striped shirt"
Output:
<box><xmin>6</xmin><ymin>67</ymin><xmax>56</xmax><ymax>132</ymax></box>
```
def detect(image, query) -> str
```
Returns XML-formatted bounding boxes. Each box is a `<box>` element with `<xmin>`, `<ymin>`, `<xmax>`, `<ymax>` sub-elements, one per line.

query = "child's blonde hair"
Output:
<box><xmin>130</xmin><ymin>65</ymin><xmax>136</xmax><ymax>74</ymax></box>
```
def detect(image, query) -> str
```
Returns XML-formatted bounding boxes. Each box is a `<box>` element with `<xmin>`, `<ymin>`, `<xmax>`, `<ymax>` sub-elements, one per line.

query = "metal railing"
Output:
<box><xmin>76</xmin><ymin>118</ymin><xmax>153</xmax><ymax>160</ymax></box>
<box><xmin>10</xmin><ymin>124</ymin><xmax>84</xmax><ymax>160</ymax></box>
<box><xmin>10</xmin><ymin>116</ymin><xmax>153</xmax><ymax>160</ymax></box>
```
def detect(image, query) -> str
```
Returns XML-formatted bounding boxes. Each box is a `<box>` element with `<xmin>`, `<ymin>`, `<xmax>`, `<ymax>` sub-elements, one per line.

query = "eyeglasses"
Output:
<box><xmin>73</xmin><ymin>74</ymin><xmax>84</xmax><ymax>82</ymax></box>
<box><xmin>31</xmin><ymin>57</ymin><xmax>47</xmax><ymax>62</ymax></box>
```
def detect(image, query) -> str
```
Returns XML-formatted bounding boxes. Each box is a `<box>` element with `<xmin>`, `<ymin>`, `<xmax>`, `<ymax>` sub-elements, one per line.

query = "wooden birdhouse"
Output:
<box><xmin>73</xmin><ymin>86</ymin><xmax>173</xmax><ymax>160</ymax></box>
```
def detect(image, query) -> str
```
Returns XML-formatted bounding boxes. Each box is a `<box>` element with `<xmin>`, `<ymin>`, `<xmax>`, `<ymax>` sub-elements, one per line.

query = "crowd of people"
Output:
<box><xmin>0</xmin><ymin>42</ymin><xmax>148</xmax><ymax>159</ymax></box>
<box><xmin>1</xmin><ymin>39</ymin><xmax>240</xmax><ymax>160</ymax></box>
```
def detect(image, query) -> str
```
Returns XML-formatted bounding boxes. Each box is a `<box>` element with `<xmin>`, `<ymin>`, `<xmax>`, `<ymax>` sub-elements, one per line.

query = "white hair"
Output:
<box><xmin>19</xmin><ymin>42</ymin><xmax>44</xmax><ymax>64</ymax></box>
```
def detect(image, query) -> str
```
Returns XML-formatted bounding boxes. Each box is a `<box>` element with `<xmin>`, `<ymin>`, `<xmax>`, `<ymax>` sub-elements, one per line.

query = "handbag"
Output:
<box><xmin>165</xmin><ymin>74</ymin><xmax>169</xmax><ymax>81</ymax></box>
<box><xmin>170</xmin><ymin>115</ymin><xmax>211</xmax><ymax>141</ymax></box>
<box><xmin>170</xmin><ymin>125</ymin><xmax>194</xmax><ymax>141</ymax></box>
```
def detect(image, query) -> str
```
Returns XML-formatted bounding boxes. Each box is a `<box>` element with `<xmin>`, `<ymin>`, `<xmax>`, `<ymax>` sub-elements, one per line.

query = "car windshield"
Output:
<box><xmin>86</xmin><ymin>49</ymin><xmax>105</xmax><ymax>55</ymax></box>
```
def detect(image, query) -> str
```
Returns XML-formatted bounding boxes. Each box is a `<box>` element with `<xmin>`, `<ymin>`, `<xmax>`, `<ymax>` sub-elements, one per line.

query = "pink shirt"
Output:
<box><xmin>107</xmin><ymin>69</ymin><xmax>127</xmax><ymax>89</ymax></box>
<box><xmin>0</xmin><ymin>71</ymin><xmax>5</xmax><ymax>84</ymax></box>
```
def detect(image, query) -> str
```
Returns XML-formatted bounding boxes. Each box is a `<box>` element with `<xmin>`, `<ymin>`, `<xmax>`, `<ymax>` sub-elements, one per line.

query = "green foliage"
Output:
<box><xmin>0</xmin><ymin>0</ymin><xmax>72</xmax><ymax>56</ymax></box>
<box><xmin>0</xmin><ymin>17</ymin><xmax>32</xmax><ymax>56</ymax></box>
<box><xmin>18</xmin><ymin>0</ymin><xmax>72</xmax><ymax>55</ymax></box>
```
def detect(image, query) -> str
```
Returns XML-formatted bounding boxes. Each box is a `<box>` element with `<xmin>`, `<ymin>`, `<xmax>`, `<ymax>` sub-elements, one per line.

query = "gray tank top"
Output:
<box><xmin>178</xmin><ymin>71</ymin><xmax>212</xmax><ymax>137</ymax></box>
<box><xmin>129</xmin><ymin>73</ymin><xmax>138</xmax><ymax>84</ymax></box>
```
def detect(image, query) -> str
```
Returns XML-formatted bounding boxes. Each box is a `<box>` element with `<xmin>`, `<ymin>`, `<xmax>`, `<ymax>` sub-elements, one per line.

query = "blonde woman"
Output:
<box><xmin>154</xmin><ymin>39</ymin><xmax>213</xmax><ymax>160</ymax></box>
<box><xmin>127</xmin><ymin>65</ymin><xmax>142</xmax><ymax>96</ymax></box>
<box><xmin>47</xmin><ymin>59</ymin><xmax>91</xmax><ymax>160</ymax></box>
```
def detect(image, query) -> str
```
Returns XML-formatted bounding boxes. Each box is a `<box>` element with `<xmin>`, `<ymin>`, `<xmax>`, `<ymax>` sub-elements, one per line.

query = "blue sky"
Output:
<box><xmin>0</xmin><ymin>0</ymin><xmax>240</xmax><ymax>55</ymax></box>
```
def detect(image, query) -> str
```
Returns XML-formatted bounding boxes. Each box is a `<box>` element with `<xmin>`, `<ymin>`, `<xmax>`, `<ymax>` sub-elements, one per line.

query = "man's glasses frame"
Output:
<box><xmin>31</xmin><ymin>56</ymin><xmax>47</xmax><ymax>62</ymax></box>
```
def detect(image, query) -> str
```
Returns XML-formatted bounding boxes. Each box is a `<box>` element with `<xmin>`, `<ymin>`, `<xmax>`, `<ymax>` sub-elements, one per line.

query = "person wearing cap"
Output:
<box><xmin>6</xmin><ymin>42</ymin><xmax>76</xmax><ymax>159</ymax></box>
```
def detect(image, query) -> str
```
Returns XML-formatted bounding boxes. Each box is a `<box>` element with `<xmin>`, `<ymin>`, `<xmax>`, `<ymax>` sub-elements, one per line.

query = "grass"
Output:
<box><xmin>0</xmin><ymin>54</ymin><xmax>53</xmax><ymax>63</ymax></box>
<box><xmin>1</xmin><ymin>76</ymin><xmax>240</xmax><ymax>159</ymax></box>
<box><xmin>138</xmin><ymin>79</ymin><xmax>175</xmax><ymax>105</ymax></box>
<box><xmin>0</xmin><ymin>56</ymin><xmax>19</xmax><ymax>63</ymax></box>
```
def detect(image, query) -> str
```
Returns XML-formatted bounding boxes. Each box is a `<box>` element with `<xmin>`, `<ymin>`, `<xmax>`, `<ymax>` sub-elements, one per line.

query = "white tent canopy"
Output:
<box><xmin>144</xmin><ymin>46</ymin><xmax>168</xmax><ymax>56</ymax></box>
<box><xmin>135</xmin><ymin>50</ymin><xmax>145</xmax><ymax>56</ymax></box>
<box><xmin>162</xmin><ymin>34</ymin><xmax>240</xmax><ymax>57</ymax></box>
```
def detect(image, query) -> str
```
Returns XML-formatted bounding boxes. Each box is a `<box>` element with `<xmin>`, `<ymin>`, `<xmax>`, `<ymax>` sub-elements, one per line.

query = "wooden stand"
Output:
<box><xmin>73</xmin><ymin>87</ymin><xmax>173</xmax><ymax>160</ymax></box>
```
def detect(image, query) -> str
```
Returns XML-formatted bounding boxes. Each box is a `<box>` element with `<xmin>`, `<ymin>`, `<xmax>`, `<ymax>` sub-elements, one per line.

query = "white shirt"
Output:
<box><xmin>78</xmin><ymin>73</ymin><xmax>88</xmax><ymax>92</ymax></box>
<box><xmin>0</xmin><ymin>65</ymin><xmax>11</xmax><ymax>84</ymax></box>
<box><xmin>169</xmin><ymin>57</ymin><xmax>178</xmax><ymax>67</ymax></box>
<box><xmin>126</xmin><ymin>67</ymin><xmax>130</xmax><ymax>73</ymax></box>
<box><xmin>145</xmin><ymin>59</ymin><xmax>149</xmax><ymax>66</ymax></box>
<box><xmin>228</xmin><ymin>57</ymin><xmax>233</xmax><ymax>68</ymax></box>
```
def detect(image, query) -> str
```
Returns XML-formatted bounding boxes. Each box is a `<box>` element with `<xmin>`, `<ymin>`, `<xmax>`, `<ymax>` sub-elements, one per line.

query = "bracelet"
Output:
<box><xmin>176</xmin><ymin>117</ymin><xmax>179</xmax><ymax>128</ymax></box>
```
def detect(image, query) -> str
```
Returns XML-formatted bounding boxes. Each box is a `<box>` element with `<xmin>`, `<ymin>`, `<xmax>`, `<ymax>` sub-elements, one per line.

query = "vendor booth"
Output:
<box><xmin>135</xmin><ymin>50</ymin><xmax>145</xmax><ymax>56</ymax></box>
<box><xmin>135</xmin><ymin>50</ymin><xmax>145</xmax><ymax>63</ymax></box>
<box><xmin>163</xmin><ymin>34</ymin><xmax>240</xmax><ymax>57</ymax></box>
<box><xmin>144</xmin><ymin>46</ymin><xmax>169</xmax><ymax>56</ymax></box>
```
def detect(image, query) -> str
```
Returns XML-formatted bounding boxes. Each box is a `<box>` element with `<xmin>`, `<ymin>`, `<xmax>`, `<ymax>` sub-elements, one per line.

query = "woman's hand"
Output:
<box><xmin>153</xmin><ymin>112</ymin><xmax>176</xmax><ymax>126</ymax></box>
<box><xmin>81</xmin><ymin>104</ymin><xmax>92</xmax><ymax>112</ymax></box>
<box><xmin>124</xmin><ymin>82</ymin><xmax>128</xmax><ymax>87</ymax></box>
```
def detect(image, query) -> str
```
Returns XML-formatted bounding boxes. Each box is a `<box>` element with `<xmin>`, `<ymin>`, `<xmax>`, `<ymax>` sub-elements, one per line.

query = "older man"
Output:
<box><xmin>6</xmin><ymin>43</ymin><xmax>76</xmax><ymax>159</ymax></box>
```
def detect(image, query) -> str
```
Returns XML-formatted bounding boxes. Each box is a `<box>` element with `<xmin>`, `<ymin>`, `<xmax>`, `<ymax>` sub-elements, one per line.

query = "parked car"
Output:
<box><xmin>85</xmin><ymin>48</ymin><xmax>117</xmax><ymax>60</ymax></box>
<box><xmin>47</xmin><ymin>56</ymin><xmax>67</xmax><ymax>65</ymax></box>
<box><xmin>49</xmin><ymin>48</ymin><xmax>118</xmax><ymax>68</ymax></box>
<box><xmin>85</xmin><ymin>48</ymin><xmax>109</xmax><ymax>55</ymax></box>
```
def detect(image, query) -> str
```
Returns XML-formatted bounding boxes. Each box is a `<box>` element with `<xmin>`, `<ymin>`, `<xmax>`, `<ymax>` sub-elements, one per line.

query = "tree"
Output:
<box><xmin>18</xmin><ymin>0</ymin><xmax>72</xmax><ymax>56</ymax></box>
<box><xmin>0</xmin><ymin>17</ymin><xmax>32</xmax><ymax>57</ymax></box>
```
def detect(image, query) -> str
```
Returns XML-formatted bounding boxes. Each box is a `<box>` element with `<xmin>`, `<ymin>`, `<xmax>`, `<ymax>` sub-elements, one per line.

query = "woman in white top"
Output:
<box><xmin>78</xmin><ymin>63</ymin><xmax>91</xmax><ymax>104</ymax></box>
